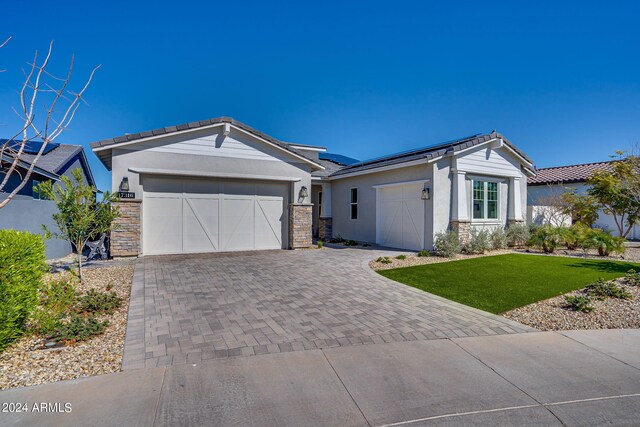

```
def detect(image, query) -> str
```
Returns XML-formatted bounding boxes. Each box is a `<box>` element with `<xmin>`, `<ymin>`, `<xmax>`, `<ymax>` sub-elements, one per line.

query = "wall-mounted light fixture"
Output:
<box><xmin>421</xmin><ymin>187</ymin><xmax>430</xmax><ymax>200</ymax></box>
<box><xmin>119</xmin><ymin>177</ymin><xmax>130</xmax><ymax>192</ymax></box>
<box><xmin>298</xmin><ymin>186</ymin><xmax>308</xmax><ymax>203</ymax></box>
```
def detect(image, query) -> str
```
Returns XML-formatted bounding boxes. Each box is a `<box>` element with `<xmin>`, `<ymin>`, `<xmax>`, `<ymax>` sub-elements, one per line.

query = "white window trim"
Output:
<box><xmin>471</xmin><ymin>179</ymin><xmax>500</xmax><ymax>222</ymax></box>
<box><xmin>350</xmin><ymin>187</ymin><xmax>358</xmax><ymax>220</ymax></box>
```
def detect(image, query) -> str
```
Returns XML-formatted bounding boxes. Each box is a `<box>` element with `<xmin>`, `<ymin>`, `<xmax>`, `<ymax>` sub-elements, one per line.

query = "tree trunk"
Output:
<box><xmin>76</xmin><ymin>240</ymin><xmax>84</xmax><ymax>282</ymax></box>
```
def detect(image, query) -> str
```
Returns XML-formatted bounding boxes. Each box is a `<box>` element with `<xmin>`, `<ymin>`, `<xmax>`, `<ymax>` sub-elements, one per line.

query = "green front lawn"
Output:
<box><xmin>378</xmin><ymin>254</ymin><xmax>639</xmax><ymax>314</ymax></box>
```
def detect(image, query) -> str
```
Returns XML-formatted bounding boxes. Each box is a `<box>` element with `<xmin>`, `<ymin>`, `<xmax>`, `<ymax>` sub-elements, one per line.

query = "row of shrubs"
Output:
<box><xmin>0</xmin><ymin>230</ymin><xmax>121</xmax><ymax>352</ymax></box>
<box><xmin>433</xmin><ymin>223</ymin><xmax>625</xmax><ymax>258</ymax></box>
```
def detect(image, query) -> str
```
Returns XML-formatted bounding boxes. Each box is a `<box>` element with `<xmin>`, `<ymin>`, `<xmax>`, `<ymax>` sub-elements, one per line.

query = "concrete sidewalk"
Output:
<box><xmin>1</xmin><ymin>330</ymin><xmax>640</xmax><ymax>426</ymax></box>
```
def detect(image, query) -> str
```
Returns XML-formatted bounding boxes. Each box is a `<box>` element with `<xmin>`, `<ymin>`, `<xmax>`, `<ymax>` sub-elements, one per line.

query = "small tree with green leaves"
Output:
<box><xmin>560</xmin><ymin>191</ymin><xmax>600</xmax><ymax>228</ymax></box>
<box><xmin>39</xmin><ymin>169</ymin><xmax>120</xmax><ymax>281</ymax></box>
<box><xmin>586</xmin><ymin>153</ymin><xmax>640</xmax><ymax>237</ymax></box>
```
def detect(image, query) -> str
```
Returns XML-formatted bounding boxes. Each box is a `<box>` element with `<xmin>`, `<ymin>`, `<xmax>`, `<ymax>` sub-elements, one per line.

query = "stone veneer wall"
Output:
<box><xmin>111</xmin><ymin>200</ymin><xmax>142</xmax><ymax>257</ymax></box>
<box><xmin>289</xmin><ymin>204</ymin><xmax>313</xmax><ymax>249</ymax></box>
<box><xmin>318</xmin><ymin>217</ymin><xmax>333</xmax><ymax>240</ymax></box>
<box><xmin>449</xmin><ymin>220</ymin><xmax>471</xmax><ymax>244</ymax></box>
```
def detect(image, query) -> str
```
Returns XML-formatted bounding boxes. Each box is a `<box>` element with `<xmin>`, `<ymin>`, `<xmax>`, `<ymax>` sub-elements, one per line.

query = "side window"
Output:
<box><xmin>350</xmin><ymin>188</ymin><xmax>358</xmax><ymax>220</ymax></box>
<box><xmin>318</xmin><ymin>191</ymin><xmax>323</xmax><ymax>214</ymax></box>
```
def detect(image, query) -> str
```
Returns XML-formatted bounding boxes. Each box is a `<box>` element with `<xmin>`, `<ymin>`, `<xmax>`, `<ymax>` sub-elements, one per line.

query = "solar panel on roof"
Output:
<box><xmin>344</xmin><ymin>133</ymin><xmax>482</xmax><ymax>167</ymax></box>
<box><xmin>0</xmin><ymin>139</ymin><xmax>60</xmax><ymax>155</ymax></box>
<box><xmin>319</xmin><ymin>152</ymin><xmax>360</xmax><ymax>165</ymax></box>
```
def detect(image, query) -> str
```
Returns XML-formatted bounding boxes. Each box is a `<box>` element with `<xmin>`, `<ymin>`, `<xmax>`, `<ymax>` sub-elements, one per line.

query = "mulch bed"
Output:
<box><xmin>0</xmin><ymin>265</ymin><xmax>133</xmax><ymax>390</ymax></box>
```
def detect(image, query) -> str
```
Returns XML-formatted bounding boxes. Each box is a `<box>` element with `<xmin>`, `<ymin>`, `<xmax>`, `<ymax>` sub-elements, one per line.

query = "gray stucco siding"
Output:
<box><xmin>0</xmin><ymin>197</ymin><xmax>71</xmax><ymax>259</ymax></box>
<box><xmin>110</xmin><ymin>127</ymin><xmax>313</xmax><ymax>199</ymax></box>
<box><xmin>329</xmin><ymin>164</ymin><xmax>431</xmax><ymax>244</ymax></box>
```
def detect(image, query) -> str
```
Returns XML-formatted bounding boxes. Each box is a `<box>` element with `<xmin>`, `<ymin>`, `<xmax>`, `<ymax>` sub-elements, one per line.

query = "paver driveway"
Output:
<box><xmin>123</xmin><ymin>247</ymin><xmax>534</xmax><ymax>369</ymax></box>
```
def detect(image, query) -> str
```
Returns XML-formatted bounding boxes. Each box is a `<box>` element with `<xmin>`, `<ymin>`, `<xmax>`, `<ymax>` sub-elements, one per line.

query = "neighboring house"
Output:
<box><xmin>527</xmin><ymin>160</ymin><xmax>638</xmax><ymax>238</ymax></box>
<box><xmin>0</xmin><ymin>140</ymin><xmax>96</xmax><ymax>258</ymax></box>
<box><xmin>90</xmin><ymin>117</ymin><xmax>535</xmax><ymax>256</ymax></box>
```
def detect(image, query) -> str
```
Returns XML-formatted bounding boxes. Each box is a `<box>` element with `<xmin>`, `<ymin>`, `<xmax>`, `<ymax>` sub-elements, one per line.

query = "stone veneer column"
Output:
<box><xmin>318</xmin><ymin>217</ymin><xmax>333</xmax><ymax>240</ymax></box>
<box><xmin>449</xmin><ymin>220</ymin><xmax>471</xmax><ymax>244</ymax></box>
<box><xmin>289</xmin><ymin>203</ymin><xmax>313</xmax><ymax>249</ymax></box>
<box><xmin>111</xmin><ymin>200</ymin><xmax>142</xmax><ymax>257</ymax></box>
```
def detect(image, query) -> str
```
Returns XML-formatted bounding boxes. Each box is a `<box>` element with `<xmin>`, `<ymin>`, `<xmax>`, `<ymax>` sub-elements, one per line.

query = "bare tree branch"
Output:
<box><xmin>0</xmin><ymin>40</ymin><xmax>100</xmax><ymax>209</ymax></box>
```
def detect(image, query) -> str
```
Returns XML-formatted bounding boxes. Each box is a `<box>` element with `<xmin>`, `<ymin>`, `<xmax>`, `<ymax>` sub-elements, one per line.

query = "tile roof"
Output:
<box><xmin>329</xmin><ymin>131</ymin><xmax>533</xmax><ymax>177</ymax></box>
<box><xmin>90</xmin><ymin>116</ymin><xmax>323</xmax><ymax>170</ymax></box>
<box><xmin>528</xmin><ymin>161</ymin><xmax>616</xmax><ymax>185</ymax></box>
<box><xmin>312</xmin><ymin>158</ymin><xmax>347</xmax><ymax>178</ymax></box>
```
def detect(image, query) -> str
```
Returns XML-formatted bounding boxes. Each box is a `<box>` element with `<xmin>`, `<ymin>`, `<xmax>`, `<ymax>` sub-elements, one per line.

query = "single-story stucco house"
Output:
<box><xmin>527</xmin><ymin>160</ymin><xmax>639</xmax><ymax>238</ymax></box>
<box><xmin>90</xmin><ymin>117</ymin><xmax>535</xmax><ymax>256</ymax></box>
<box><xmin>0</xmin><ymin>140</ymin><xmax>95</xmax><ymax>258</ymax></box>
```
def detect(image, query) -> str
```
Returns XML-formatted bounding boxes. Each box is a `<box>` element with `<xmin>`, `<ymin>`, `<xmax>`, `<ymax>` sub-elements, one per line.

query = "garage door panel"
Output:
<box><xmin>255</xmin><ymin>198</ymin><xmax>284</xmax><ymax>249</ymax></box>
<box><xmin>378</xmin><ymin>184</ymin><xmax>425</xmax><ymax>251</ymax></box>
<box><xmin>144</xmin><ymin>196</ymin><xmax>183</xmax><ymax>254</ymax></box>
<box><xmin>183</xmin><ymin>197</ymin><xmax>219</xmax><ymax>253</ymax></box>
<box><xmin>220</xmin><ymin>197</ymin><xmax>255</xmax><ymax>251</ymax></box>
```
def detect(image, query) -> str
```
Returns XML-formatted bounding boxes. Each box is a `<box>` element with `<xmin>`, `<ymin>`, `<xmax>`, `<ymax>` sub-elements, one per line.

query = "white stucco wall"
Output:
<box><xmin>329</xmin><ymin>164</ymin><xmax>433</xmax><ymax>245</ymax></box>
<box><xmin>528</xmin><ymin>182</ymin><xmax>639</xmax><ymax>238</ymax></box>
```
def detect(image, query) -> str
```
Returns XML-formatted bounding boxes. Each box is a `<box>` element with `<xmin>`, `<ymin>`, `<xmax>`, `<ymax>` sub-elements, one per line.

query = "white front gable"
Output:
<box><xmin>120</xmin><ymin>127</ymin><xmax>291</xmax><ymax>163</ymax></box>
<box><xmin>455</xmin><ymin>144</ymin><xmax>522</xmax><ymax>178</ymax></box>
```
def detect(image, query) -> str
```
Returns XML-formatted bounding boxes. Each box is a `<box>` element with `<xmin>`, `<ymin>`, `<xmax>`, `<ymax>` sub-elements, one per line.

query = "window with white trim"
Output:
<box><xmin>472</xmin><ymin>180</ymin><xmax>499</xmax><ymax>220</ymax></box>
<box><xmin>350</xmin><ymin>188</ymin><xmax>358</xmax><ymax>219</ymax></box>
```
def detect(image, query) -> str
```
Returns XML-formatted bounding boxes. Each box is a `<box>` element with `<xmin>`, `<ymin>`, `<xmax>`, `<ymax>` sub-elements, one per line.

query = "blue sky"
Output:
<box><xmin>2</xmin><ymin>1</ymin><xmax>639</xmax><ymax>191</ymax></box>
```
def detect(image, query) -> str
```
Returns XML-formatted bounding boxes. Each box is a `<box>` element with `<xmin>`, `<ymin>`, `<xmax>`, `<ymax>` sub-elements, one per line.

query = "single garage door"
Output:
<box><xmin>377</xmin><ymin>182</ymin><xmax>425</xmax><ymax>251</ymax></box>
<box><xmin>142</xmin><ymin>176</ymin><xmax>288</xmax><ymax>255</ymax></box>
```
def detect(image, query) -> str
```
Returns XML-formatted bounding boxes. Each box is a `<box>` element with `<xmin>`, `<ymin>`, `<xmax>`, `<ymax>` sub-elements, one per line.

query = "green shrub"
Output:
<box><xmin>317</xmin><ymin>241</ymin><xmax>323</xmax><ymax>249</ymax></box>
<box><xmin>76</xmin><ymin>289</ymin><xmax>122</xmax><ymax>315</ymax></box>
<box><xmin>33</xmin><ymin>277</ymin><xmax>77</xmax><ymax>335</ymax></box>
<box><xmin>585</xmin><ymin>278</ymin><xmax>632</xmax><ymax>300</ymax></box>
<box><xmin>464</xmin><ymin>229</ymin><xmax>491</xmax><ymax>254</ymax></box>
<box><xmin>417</xmin><ymin>250</ymin><xmax>430</xmax><ymax>257</ymax></box>
<box><xmin>0</xmin><ymin>230</ymin><xmax>47</xmax><ymax>351</ymax></box>
<box><xmin>506</xmin><ymin>223</ymin><xmax>530</xmax><ymax>247</ymax></box>
<box><xmin>395</xmin><ymin>254</ymin><xmax>407</xmax><ymax>260</ymax></box>
<box><xmin>580</xmin><ymin>228</ymin><xmax>625</xmax><ymax>256</ymax></box>
<box><xmin>624</xmin><ymin>269</ymin><xmax>640</xmax><ymax>286</ymax></box>
<box><xmin>564</xmin><ymin>295</ymin><xmax>594</xmax><ymax>312</ymax></box>
<box><xmin>434</xmin><ymin>231</ymin><xmax>461</xmax><ymax>258</ymax></box>
<box><xmin>528</xmin><ymin>225</ymin><xmax>561</xmax><ymax>253</ymax></box>
<box><xmin>344</xmin><ymin>239</ymin><xmax>358</xmax><ymax>246</ymax></box>
<box><xmin>490</xmin><ymin>227</ymin><xmax>508</xmax><ymax>250</ymax></box>
<box><xmin>558</xmin><ymin>225</ymin><xmax>584</xmax><ymax>250</ymax></box>
<box><xmin>53</xmin><ymin>315</ymin><xmax>108</xmax><ymax>342</ymax></box>
<box><xmin>376</xmin><ymin>256</ymin><xmax>392</xmax><ymax>264</ymax></box>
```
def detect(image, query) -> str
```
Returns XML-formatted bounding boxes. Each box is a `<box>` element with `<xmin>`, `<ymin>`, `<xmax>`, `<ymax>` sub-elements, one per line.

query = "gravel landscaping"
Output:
<box><xmin>0</xmin><ymin>265</ymin><xmax>133</xmax><ymax>390</ymax></box>
<box><xmin>370</xmin><ymin>249</ymin><xmax>514</xmax><ymax>270</ymax></box>
<box><xmin>503</xmin><ymin>279</ymin><xmax>640</xmax><ymax>331</ymax></box>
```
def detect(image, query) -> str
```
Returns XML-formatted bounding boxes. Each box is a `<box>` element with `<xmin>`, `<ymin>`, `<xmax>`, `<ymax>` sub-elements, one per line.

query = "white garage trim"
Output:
<box><xmin>129</xmin><ymin>167</ymin><xmax>301</xmax><ymax>182</ymax></box>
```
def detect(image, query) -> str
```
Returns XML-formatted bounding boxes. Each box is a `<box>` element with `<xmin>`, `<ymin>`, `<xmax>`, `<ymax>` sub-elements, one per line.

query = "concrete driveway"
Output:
<box><xmin>122</xmin><ymin>247</ymin><xmax>533</xmax><ymax>369</ymax></box>
<box><xmin>2</xmin><ymin>329</ymin><xmax>640</xmax><ymax>426</ymax></box>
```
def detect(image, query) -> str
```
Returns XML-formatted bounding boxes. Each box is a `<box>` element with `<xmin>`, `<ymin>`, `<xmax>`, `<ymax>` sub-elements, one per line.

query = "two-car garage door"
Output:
<box><xmin>142</xmin><ymin>176</ymin><xmax>288</xmax><ymax>255</ymax></box>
